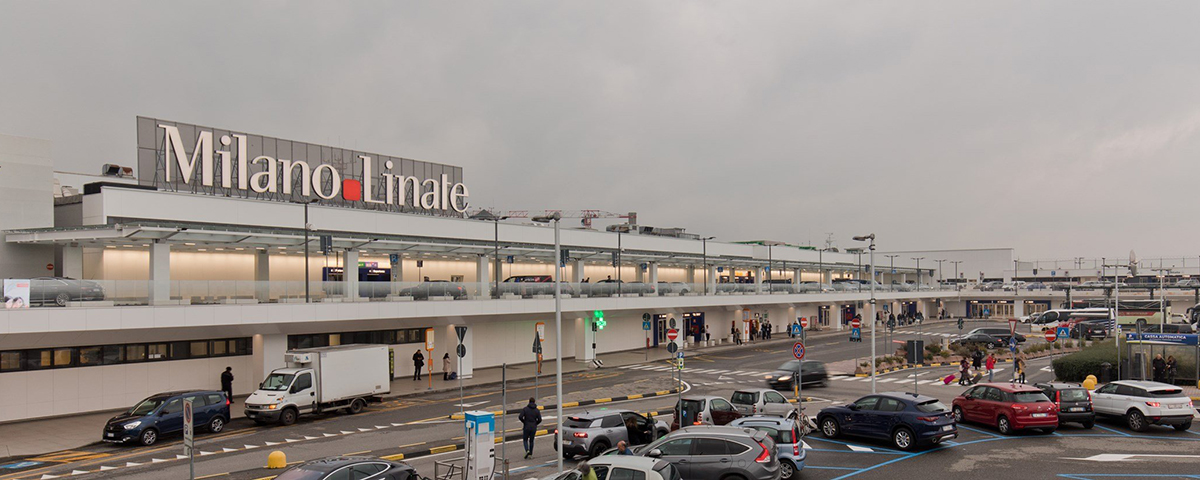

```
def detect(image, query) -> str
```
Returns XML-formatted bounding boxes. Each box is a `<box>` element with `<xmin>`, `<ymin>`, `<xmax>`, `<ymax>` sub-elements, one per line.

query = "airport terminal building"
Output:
<box><xmin>0</xmin><ymin>117</ymin><xmax>1179</xmax><ymax>423</ymax></box>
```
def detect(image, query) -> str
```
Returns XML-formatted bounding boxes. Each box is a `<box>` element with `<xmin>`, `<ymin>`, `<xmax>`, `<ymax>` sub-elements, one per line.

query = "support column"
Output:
<box><xmin>649</xmin><ymin>262</ymin><xmax>659</xmax><ymax>295</ymax></box>
<box><xmin>149</xmin><ymin>240</ymin><xmax>170</xmax><ymax>305</ymax></box>
<box><xmin>390</xmin><ymin>258</ymin><xmax>404</xmax><ymax>295</ymax></box>
<box><xmin>253</xmin><ymin>333</ymin><xmax>288</xmax><ymax>381</ymax></box>
<box><xmin>754</xmin><ymin>267</ymin><xmax>764</xmax><ymax>294</ymax></box>
<box><xmin>635</xmin><ymin>263</ymin><xmax>645</xmax><ymax>283</ymax></box>
<box><xmin>60</xmin><ymin>245</ymin><xmax>83</xmax><ymax>279</ymax></box>
<box><xmin>707</xmin><ymin>266</ymin><xmax>717</xmax><ymax>294</ymax></box>
<box><xmin>686</xmin><ymin>266</ymin><xmax>696</xmax><ymax>285</ymax></box>
<box><xmin>831</xmin><ymin>303</ymin><xmax>843</xmax><ymax>331</ymax></box>
<box><xmin>475</xmin><ymin>255</ymin><xmax>489</xmax><ymax>298</ymax></box>
<box><xmin>574</xmin><ymin>316</ymin><xmax>595</xmax><ymax>362</ymax></box>
<box><xmin>447</xmin><ymin>324</ymin><xmax>474</xmax><ymax>379</ymax></box>
<box><xmin>572</xmin><ymin>259</ymin><xmax>585</xmax><ymax>284</ymax></box>
<box><xmin>792</xmin><ymin>268</ymin><xmax>801</xmax><ymax>286</ymax></box>
<box><xmin>342</xmin><ymin>249</ymin><xmax>359</xmax><ymax>300</ymax></box>
<box><xmin>254</xmin><ymin>249</ymin><xmax>270</xmax><ymax>302</ymax></box>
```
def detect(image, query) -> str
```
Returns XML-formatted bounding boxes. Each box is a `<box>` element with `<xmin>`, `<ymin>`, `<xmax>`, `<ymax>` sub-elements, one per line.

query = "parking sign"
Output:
<box><xmin>183</xmin><ymin>398</ymin><xmax>194</xmax><ymax>455</ymax></box>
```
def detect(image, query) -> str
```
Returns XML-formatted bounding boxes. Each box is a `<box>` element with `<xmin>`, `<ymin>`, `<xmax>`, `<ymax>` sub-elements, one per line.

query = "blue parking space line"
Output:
<box><xmin>1091</xmin><ymin>424</ymin><xmax>1132</xmax><ymax>437</ymax></box>
<box><xmin>804</xmin><ymin>466</ymin><xmax>863</xmax><ymax>471</ymax></box>
<box><xmin>1057</xmin><ymin>475</ymin><xmax>1200</xmax><ymax>479</ymax></box>
<box><xmin>830</xmin><ymin>436</ymin><xmax>1009</xmax><ymax>480</ymax></box>
<box><xmin>941</xmin><ymin>440</ymin><xmax>960</xmax><ymax>446</ymax></box>
<box><xmin>803</xmin><ymin>436</ymin><xmax>905</xmax><ymax>454</ymax></box>
<box><xmin>806</xmin><ymin>448</ymin><xmax>901</xmax><ymax>455</ymax></box>
<box><xmin>953</xmin><ymin>424</ymin><xmax>1003</xmax><ymax>437</ymax></box>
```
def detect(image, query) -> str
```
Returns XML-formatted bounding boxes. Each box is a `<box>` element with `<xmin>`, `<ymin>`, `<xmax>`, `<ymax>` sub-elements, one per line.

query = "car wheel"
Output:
<box><xmin>55</xmin><ymin>292</ymin><xmax>70</xmax><ymax>307</ymax></box>
<box><xmin>208</xmin><ymin>415</ymin><xmax>225</xmax><ymax>433</ymax></box>
<box><xmin>1126</xmin><ymin>410</ymin><xmax>1147</xmax><ymax>432</ymax></box>
<box><xmin>589</xmin><ymin>441</ymin><xmax>609</xmax><ymax>458</ymax></box>
<box><xmin>997</xmin><ymin>416</ymin><xmax>1012</xmax><ymax>435</ymax></box>
<box><xmin>952</xmin><ymin>406</ymin><xmax>965</xmax><ymax>423</ymax></box>
<box><xmin>280</xmin><ymin>408</ymin><xmax>298</xmax><ymax>426</ymax></box>
<box><xmin>780</xmin><ymin>460</ymin><xmax>797</xmax><ymax>480</ymax></box>
<box><xmin>821</xmin><ymin>417</ymin><xmax>841</xmax><ymax>438</ymax></box>
<box><xmin>348</xmin><ymin>398</ymin><xmax>366</xmax><ymax>414</ymax></box>
<box><xmin>986</xmin><ymin>342</ymin><xmax>996</xmax><ymax>349</ymax></box>
<box><xmin>657</xmin><ymin>429</ymin><xmax>668</xmax><ymax>439</ymax></box>
<box><xmin>139</xmin><ymin>428</ymin><xmax>158</xmax><ymax>446</ymax></box>
<box><xmin>1174</xmin><ymin>421</ymin><xmax>1192</xmax><ymax>432</ymax></box>
<box><xmin>892</xmin><ymin>427</ymin><xmax>915</xmax><ymax>451</ymax></box>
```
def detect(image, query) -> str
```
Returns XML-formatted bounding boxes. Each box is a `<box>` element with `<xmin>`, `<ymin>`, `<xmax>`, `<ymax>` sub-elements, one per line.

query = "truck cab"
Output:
<box><xmin>245</xmin><ymin>368</ymin><xmax>317</xmax><ymax>425</ymax></box>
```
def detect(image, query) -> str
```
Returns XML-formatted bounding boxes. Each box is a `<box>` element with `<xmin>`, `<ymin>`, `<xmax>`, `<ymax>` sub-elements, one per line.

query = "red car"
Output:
<box><xmin>952</xmin><ymin>383</ymin><xmax>1058</xmax><ymax>435</ymax></box>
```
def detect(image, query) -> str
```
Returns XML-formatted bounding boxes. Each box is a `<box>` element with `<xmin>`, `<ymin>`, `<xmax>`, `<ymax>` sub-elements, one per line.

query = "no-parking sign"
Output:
<box><xmin>793</xmin><ymin>342</ymin><xmax>805</xmax><ymax>360</ymax></box>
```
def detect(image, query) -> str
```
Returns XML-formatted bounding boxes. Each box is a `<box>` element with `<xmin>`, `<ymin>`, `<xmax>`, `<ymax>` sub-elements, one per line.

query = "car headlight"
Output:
<box><xmin>268</xmin><ymin>404</ymin><xmax>278</xmax><ymax>410</ymax></box>
<box><xmin>123</xmin><ymin>421</ymin><xmax>142</xmax><ymax>430</ymax></box>
<box><xmin>778</xmin><ymin>376</ymin><xmax>790</xmax><ymax>382</ymax></box>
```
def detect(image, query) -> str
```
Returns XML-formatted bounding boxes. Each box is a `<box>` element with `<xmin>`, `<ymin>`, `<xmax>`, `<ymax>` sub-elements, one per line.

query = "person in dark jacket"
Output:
<box><xmin>518</xmin><ymin>397</ymin><xmax>542</xmax><ymax>459</ymax></box>
<box><xmin>220</xmin><ymin>367</ymin><xmax>234</xmax><ymax>404</ymax></box>
<box><xmin>1152</xmin><ymin>354</ymin><xmax>1166</xmax><ymax>383</ymax></box>
<box><xmin>412</xmin><ymin>350</ymin><xmax>425</xmax><ymax>381</ymax></box>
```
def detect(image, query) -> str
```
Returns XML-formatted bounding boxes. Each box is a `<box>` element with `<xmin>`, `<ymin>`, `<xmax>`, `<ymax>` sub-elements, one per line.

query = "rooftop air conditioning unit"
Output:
<box><xmin>102</xmin><ymin>164</ymin><xmax>134</xmax><ymax>178</ymax></box>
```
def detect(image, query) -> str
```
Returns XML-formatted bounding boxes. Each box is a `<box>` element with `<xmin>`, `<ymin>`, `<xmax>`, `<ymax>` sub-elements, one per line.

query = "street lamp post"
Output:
<box><xmin>532</xmin><ymin>213</ymin><xmax>564</xmax><ymax>473</ymax></box>
<box><xmin>935</xmin><ymin>259</ymin><xmax>946</xmax><ymax>285</ymax></box>
<box><xmin>293</xmin><ymin>199</ymin><xmax>319</xmax><ymax>303</ymax></box>
<box><xmin>853</xmin><ymin>234</ymin><xmax>877</xmax><ymax>394</ymax></box>
<box><xmin>911</xmin><ymin>257</ymin><xmax>925</xmax><ymax>290</ymax></box>
<box><xmin>884</xmin><ymin>254</ymin><xmax>898</xmax><ymax>291</ymax></box>
<box><xmin>951</xmin><ymin>261</ymin><xmax>963</xmax><ymax>290</ymax></box>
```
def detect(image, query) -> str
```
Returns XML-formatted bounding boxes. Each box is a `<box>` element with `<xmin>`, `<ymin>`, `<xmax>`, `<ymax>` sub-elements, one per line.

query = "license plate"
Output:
<box><xmin>106</xmin><ymin>433</ymin><xmax>114</xmax><ymax>438</ymax></box>
<box><xmin>1168</xmin><ymin>404</ymin><xmax>1183</xmax><ymax>409</ymax></box>
<box><xmin>942</xmin><ymin>425</ymin><xmax>953</xmax><ymax>431</ymax></box>
<box><xmin>1068</xmin><ymin>407</ymin><xmax>1084</xmax><ymax>412</ymax></box>
<box><xmin>1032</xmin><ymin>413</ymin><xmax>1048</xmax><ymax>418</ymax></box>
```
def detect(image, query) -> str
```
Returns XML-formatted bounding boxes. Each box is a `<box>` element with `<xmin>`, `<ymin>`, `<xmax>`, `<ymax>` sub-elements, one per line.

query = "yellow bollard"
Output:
<box><xmin>267</xmin><ymin>450</ymin><xmax>287</xmax><ymax>469</ymax></box>
<box><xmin>1082</xmin><ymin>375</ymin><xmax>1097</xmax><ymax>390</ymax></box>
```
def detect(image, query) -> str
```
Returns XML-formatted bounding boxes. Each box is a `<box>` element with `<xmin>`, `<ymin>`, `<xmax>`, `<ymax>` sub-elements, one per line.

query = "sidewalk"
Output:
<box><xmin>0</xmin><ymin>325</ymin><xmax>855</xmax><ymax>459</ymax></box>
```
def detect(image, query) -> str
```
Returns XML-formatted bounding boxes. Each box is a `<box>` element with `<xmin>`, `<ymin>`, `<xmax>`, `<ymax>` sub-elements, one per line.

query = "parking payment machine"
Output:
<box><xmin>464</xmin><ymin>411</ymin><xmax>495</xmax><ymax>480</ymax></box>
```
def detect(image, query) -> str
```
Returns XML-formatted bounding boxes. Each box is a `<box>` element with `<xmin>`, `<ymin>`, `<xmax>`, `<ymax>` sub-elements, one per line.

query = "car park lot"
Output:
<box><xmin>3</xmin><ymin>319</ymin><xmax>1197</xmax><ymax>480</ymax></box>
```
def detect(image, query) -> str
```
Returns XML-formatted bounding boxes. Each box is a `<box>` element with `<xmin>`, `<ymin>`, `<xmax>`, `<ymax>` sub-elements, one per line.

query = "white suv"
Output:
<box><xmin>1091</xmin><ymin>381</ymin><xmax>1195</xmax><ymax>432</ymax></box>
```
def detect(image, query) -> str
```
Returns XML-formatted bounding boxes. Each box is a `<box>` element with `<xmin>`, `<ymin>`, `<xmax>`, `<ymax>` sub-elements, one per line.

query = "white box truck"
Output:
<box><xmin>244</xmin><ymin>344</ymin><xmax>391</xmax><ymax>425</ymax></box>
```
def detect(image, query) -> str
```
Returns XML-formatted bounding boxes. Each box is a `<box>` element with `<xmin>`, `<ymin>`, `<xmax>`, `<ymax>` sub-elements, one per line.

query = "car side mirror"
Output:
<box><xmin>647</xmin><ymin>449</ymin><xmax>663</xmax><ymax>458</ymax></box>
<box><xmin>848</xmin><ymin>404</ymin><xmax>860</xmax><ymax>411</ymax></box>
<box><xmin>259</xmin><ymin>382</ymin><xmax>264</xmax><ymax>389</ymax></box>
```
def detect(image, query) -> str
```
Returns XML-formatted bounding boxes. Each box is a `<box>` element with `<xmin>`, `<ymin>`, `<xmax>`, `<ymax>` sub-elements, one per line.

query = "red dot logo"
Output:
<box><xmin>342</xmin><ymin>179</ymin><xmax>362</xmax><ymax>201</ymax></box>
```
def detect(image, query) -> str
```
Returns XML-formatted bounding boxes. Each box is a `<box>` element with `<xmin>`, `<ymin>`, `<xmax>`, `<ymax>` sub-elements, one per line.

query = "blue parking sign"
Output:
<box><xmin>1056</xmin><ymin>327</ymin><xmax>1070</xmax><ymax>340</ymax></box>
<box><xmin>642</xmin><ymin>320</ymin><xmax>651</xmax><ymax>331</ymax></box>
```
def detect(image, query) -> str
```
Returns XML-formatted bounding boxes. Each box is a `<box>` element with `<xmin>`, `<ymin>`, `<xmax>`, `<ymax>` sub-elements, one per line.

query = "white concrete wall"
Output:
<box><xmin>0</xmin><ymin>134</ymin><xmax>55</xmax><ymax>279</ymax></box>
<box><xmin>0</xmin><ymin>354</ymin><xmax>255</xmax><ymax>423</ymax></box>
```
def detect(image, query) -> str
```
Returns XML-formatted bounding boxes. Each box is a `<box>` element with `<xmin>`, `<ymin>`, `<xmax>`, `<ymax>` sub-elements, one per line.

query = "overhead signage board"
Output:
<box><xmin>136</xmin><ymin>117</ymin><xmax>469</xmax><ymax>214</ymax></box>
<box><xmin>1124</xmin><ymin>333</ymin><xmax>1199</xmax><ymax>346</ymax></box>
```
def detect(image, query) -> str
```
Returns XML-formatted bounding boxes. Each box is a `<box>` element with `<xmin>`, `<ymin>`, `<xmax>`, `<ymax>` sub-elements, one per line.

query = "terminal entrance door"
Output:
<box><xmin>841</xmin><ymin>305</ymin><xmax>857</xmax><ymax>326</ymax></box>
<box><xmin>818</xmin><ymin>306</ymin><xmax>830</xmax><ymax>326</ymax></box>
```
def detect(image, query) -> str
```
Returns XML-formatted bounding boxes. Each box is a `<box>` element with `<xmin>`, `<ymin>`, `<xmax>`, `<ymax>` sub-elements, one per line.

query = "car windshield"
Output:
<box><xmin>1012</xmin><ymin>392</ymin><xmax>1051</xmax><ymax>403</ymax></box>
<box><xmin>1059</xmin><ymin>389</ymin><xmax>1089</xmax><ymax>402</ymax></box>
<box><xmin>777</xmin><ymin>360</ymin><xmax>799</xmax><ymax>372</ymax></box>
<box><xmin>260</xmin><ymin>373</ymin><xmax>295</xmax><ymax>391</ymax></box>
<box><xmin>655</xmin><ymin>464</ymin><xmax>681</xmax><ymax>480</ymax></box>
<box><xmin>915</xmin><ymin>400</ymin><xmax>948</xmax><ymax>413</ymax></box>
<box><xmin>731</xmin><ymin>391</ymin><xmax>758</xmax><ymax>405</ymax></box>
<box><xmin>273</xmin><ymin>467</ymin><xmax>330</xmax><ymax>480</ymax></box>
<box><xmin>563</xmin><ymin>417</ymin><xmax>596</xmax><ymax>428</ymax></box>
<box><xmin>744</xmin><ymin>425</ymin><xmax>792</xmax><ymax>443</ymax></box>
<box><xmin>128</xmin><ymin>397</ymin><xmax>167</xmax><ymax>416</ymax></box>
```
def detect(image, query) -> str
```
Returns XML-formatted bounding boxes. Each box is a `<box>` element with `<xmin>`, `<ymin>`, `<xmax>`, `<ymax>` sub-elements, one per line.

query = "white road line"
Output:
<box><xmin>877</xmin><ymin>378</ymin><xmax>897</xmax><ymax>383</ymax></box>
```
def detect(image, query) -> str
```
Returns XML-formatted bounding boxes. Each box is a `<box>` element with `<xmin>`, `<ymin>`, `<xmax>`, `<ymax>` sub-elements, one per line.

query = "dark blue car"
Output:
<box><xmin>816</xmin><ymin>392</ymin><xmax>956</xmax><ymax>451</ymax></box>
<box><xmin>103</xmin><ymin>390</ymin><xmax>230</xmax><ymax>446</ymax></box>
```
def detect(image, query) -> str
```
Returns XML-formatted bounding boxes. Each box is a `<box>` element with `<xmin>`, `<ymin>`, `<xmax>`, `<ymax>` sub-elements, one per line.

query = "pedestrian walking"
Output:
<box><xmin>442</xmin><ymin>353</ymin><xmax>452</xmax><ymax>381</ymax></box>
<box><xmin>985</xmin><ymin>353</ymin><xmax>996</xmax><ymax>383</ymax></box>
<box><xmin>704</xmin><ymin>324</ymin><xmax>710</xmax><ymax>343</ymax></box>
<box><xmin>958</xmin><ymin>358</ymin><xmax>971</xmax><ymax>386</ymax></box>
<box><xmin>220</xmin><ymin>367</ymin><xmax>234</xmax><ymax>404</ymax></box>
<box><xmin>1015</xmin><ymin>357</ymin><xmax>1026</xmax><ymax>384</ymax></box>
<box><xmin>972</xmin><ymin>349</ymin><xmax>983</xmax><ymax>371</ymax></box>
<box><xmin>412</xmin><ymin>350</ymin><xmax>425</xmax><ymax>381</ymax></box>
<box><xmin>616</xmin><ymin>440</ymin><xmax>631</xmax><ymax>455</ymax></box>
<box><xmin>519</xmin><ymin>397</ymin><xmax>542</xmax><ymax>459</ymax></box>
<box><xmin>888</xmin><ymin>312</ymin><xmax>896</xmax><ymax>326</ymax></box>
<box><xmin>732</xmin><ymin>325</ymin><xmax>742</xmax><ymax>345</ymax></box>
<box><xmin>1152</xmin><ymin>354</ymin><xmax>1166</xmax><ymax>383</ymax></box>
<box><xmin>1166</xmin><ymin>355</ymin><xmax>1178</xmax><ymax>384</ymax></box>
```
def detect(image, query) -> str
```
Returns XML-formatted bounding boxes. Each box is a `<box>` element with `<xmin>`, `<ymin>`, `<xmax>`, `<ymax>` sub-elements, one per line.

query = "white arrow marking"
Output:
<box><xmin>99</xmin><ymin>466</ymin><xmax>117</xmax><ymax>471</ymax></box>
<box><xmin>199</xmin><ymin>451</ymin><xmax>216</xmax><ymax>456</ymax></box>
<box><xmin>244</xmin><ymin>444</ymin><xmax>260</xmax><ymax>449</ymax></box>
<box><xmin>264</xmin><ymin>441</ymin><xmax>280</xmax><ymax>446</ymax></box>
<box><xmin>801</xmin><ymin>441</ymin><xmax>813</xmax><ymax>450</ymax></box>
<box><xmin>392</xmin><ymin>423</ymin><xmax>406</xmax><ymax>427</ymax></box>
<box><xmin>284</xmin><ymin>438</ymin><xmax>303</xmax><ymax>443</ymax></box>
<box><xmin>125</xmin><ymin>462</ymin><xmax>143</xmax><ymax>467</ymax></box>
<box><xmin>324</xmin><ymin>433</ymin><xmax>339</xmax><ymax>437</ymax></box>
<box><xmin>70</xmin><ymin>470</ymin><xmax>89</xmax><ymax>476</ymax></box>
<box><xmin>340</xmin><ymin>431</ymin><xmax>355</xmax><ymax>435</ymax></box>
<box><xmin>847</xmin><ymin>444</ymin><xmax>874</xmax><ymax>452</ymax></box>
<box><xmin>374</xmin><ymin>426</ymin><xmax>388</xmax><ymax>429</ymax></box>
<box><xmin>455</xmin><ymin>401</ymin><xmax>489</xmax><ymax>407</ymax></box>
<box><xmin>358</xmin><ymin>427</ymin><xmax>373</xmax><ymax>432</ymax></box>
<box><xmin>304</xmin><ymin>435</ymin><xmax>319</xmax><ymax>440</ymax></box>
<box><xmin>176</xmin><ymin>454</ymin><xmax>189</xmax><ymax>459</ymax></box>
<box><xmin>39</xmin><ymin>475</ymin><xmax>60</xmax><ymax>479</ymax></box>
<box><xmin>1065</xmin><ymin>454</ymin><xmax>1200</xmax><ymax>462</ymax></box>
<box><xmin>223</xmin><ymin>448</ymin><xmax>239</xmax><ymax>452</ymax></box>
<box><xmin>150</xmin><ymin>458</ymin><xmax>168</xmax><ymax>463</ymax></box>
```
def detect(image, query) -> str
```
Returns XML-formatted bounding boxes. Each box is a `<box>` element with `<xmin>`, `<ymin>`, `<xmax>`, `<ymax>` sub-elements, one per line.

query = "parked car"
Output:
<box><xmin>979</xmin><ymin>281</ymin><xmax>1004</xmax><ymax>291</ymax></box>
<box><xmin>763</xmin><ymin>279</ymin><xmax>797</xmax><ymax>293</ymax></box>
<box><xmin>397</xmin><ymin>280</ymin><xmax>467</xmax><ymax>299</ymax></box>
<box><xmin>729</xmin><ymin>417</ymin><xmax>805</xmax><ymax>480</ymax></box>
<box><xmin>498</xmin><ymin>275</ymin><xmax>556</xmax><ymax>297</ymax></box>
<box><xmin>636</xmin><ymin>425</ymin><xmax>779</xmax><ymax>480</ymax></box>
<box><xmin>672</xmin><ymin>396</ymin><xmax>742</xmax><ymax>430</ymax></box>
<box><xmin>583</xmin><ymin>280</ymin><xmax>653</xmax><ymax>296</ymax></box>
<box><xmin>273</xmin><ymin>456</ymin><xmax>417</xmax><ymax>480</ymax></box>
<box><xmin>766</xmin><ymin>360</ymin><xmax>829</xmax><ymax>390</ymax></box>
<box><xmin>1175</xmin><ymin>278</ymin><xmax>1200</xmax><ymax>288</ymax></box>
<box><xmin>730</xmin><ymin>388</ymin><xmax>798</xmax><ymax>418</ymax></box>
<box><xmin>28</xmin><ymin>276</ymin><xmax>106</xmax><ymax>306</ymax></box>
<box><xmin>1137</xmin><ymin>323</ymin><xmax>1197</xmax><ymax>334</ymax></box>
<box><xmin>103</xmin><ymin>390</ymin><xmax>230</xmax><ymax>446</ymax></box>
<box><xmin>952</xmin><ymin>383</ymin><xmax>1058</xmax><ymax>435</ymax></box>
<box><xmin>1033</xmin><ymin>382</ymin><xmax>1095</xmax><ymax>428</ymax></box>
<box><xmin>950</xmin><ymin>333</ymin><xmax>1005</xmax><ymax>349</ymax></box>
<box><xmin>797</xmin><ymin>281</ymin><xmax>832</xmax><ymax>293</ymax></box>
<box><xmin>1069</xmin><ymin>319</ymin><xmax>1114</xmax><ymax>340</ymax></box>
<box><xmin>587</xmin><ymin>456</ymin><xmax>681</xmax><ymax>480</ymax></box>
<box><xmin>1090</xmin><ymin>381</ymin><xmax>1194</xmax><ymax>432</ymax></box>
<box><xmin>555</xmin><ymin>409</ymin><xmax>669</xmax><ymax>458</ymax></box>
<box><xmin>965</xmin><ymin>328</ymin><xmax>1026</xmax><ymax>344</ymax></box>
<box><xmin>656</xmin><ymin>282</ymin><xmax>692</xmax><ymax>295</ymax></box>
<box><xmin>816</xmin><ymin>392</ymin><xmax>957</xmax><ymax>450</ymax></box>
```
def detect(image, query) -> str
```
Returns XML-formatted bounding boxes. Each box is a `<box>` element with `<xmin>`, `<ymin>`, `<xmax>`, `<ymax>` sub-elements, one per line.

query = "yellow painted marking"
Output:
<box><xmin>595</xmin><ymin>398</ymin><xmax>611</xmax><ymax>403</ymax></box>
<box><xmin>655</xmin><ymin>390</ymin><xmax>670</xmax><ymax>395</ymax></box>
<box><xmin>627</xmin><ymin>394</ymin><xmax>643</xmax><ymax>400</ymax></box>
<box><xmin>342</xmin><ymin>450</ymin><xmax>371</xmax><ymax>456</ymax></box>
<box><xmin>562</xmin><ymin>402</ymin><xmax>579</xmax><ymax>408</ymax></box>
<box><xmin>535</xmin><ymin>429</ymin><xmax>549</xmax><ymax>435</ymax></box>
<box><xmin>382</xmin><ymin>453</ymin><xmax>406</xmax><ymax>461</ymax></box>
<box><xmin>27</xmin><ymin>451</ymin><xmax>111</xmax><ymax>463</ymax></box>
<box><xmin>430</xmin><ymin>445</ymin><xmax>458</xmax><ymax>454</ymax></box>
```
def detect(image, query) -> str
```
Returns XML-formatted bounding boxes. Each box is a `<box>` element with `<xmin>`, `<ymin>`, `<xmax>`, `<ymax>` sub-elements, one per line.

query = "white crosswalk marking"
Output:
<box><xmin>877</xmin><ymin>378</ymin><xmax>897</xmax><ymax>383</ymax></box>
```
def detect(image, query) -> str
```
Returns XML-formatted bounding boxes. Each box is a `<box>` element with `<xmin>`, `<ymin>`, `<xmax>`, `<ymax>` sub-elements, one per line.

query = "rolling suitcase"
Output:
<box><xmin>969</xmin><ymin>372</ymin><xmax>983</xmax><ymax>385</ymax></box>
<box><xmin>942</xmin><ymin>374</ymin><xmax>956</xmax><ymax>385</ymax></box>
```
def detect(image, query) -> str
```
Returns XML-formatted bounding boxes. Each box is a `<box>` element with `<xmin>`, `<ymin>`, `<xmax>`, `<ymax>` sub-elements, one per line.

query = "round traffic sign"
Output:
<box><xmin>850</xmin><ymin>318</ymin><xmax>861</xmax><ymax>329</ymax></box>
<box><xmin>456</xmin><ymin>344</ymin><xmax>467</xmax><ymax>358</ymax></box>
<box><xmin>1045</xmin><ymin>329</ymin><xmax>1057</xmax><ymax>342</ymax></box>
<box><xmin>793</xmin><ymin>342</ymin><xmax>805</xmax><ymax>360</ymax></box>
<box><xmin>666</xmin><ymin>329</ymin><xmax>679</xmax><ymax>341</ymax></box>
<box><xmin>666</xmin><ymin>342</ymin><xmax>678</xmax><ymax>354</ymax></box>
<box><xmin>669</xmin><ymin>317</ymin><xmax>677</xmax><ymax>329</ymax></box>
<box><xmin>799</xmin><ymin>317</ymin><xmax>809</xmax><ymax>329</ymax></box>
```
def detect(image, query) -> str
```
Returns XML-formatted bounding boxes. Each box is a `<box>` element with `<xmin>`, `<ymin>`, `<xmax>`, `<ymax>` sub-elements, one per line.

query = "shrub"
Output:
<box><xmin>924</xmin><ymin>352</ymin><xmax>935</xmax><ymax>362</ymax></box>
<box><xmin>1052</xmin><ymin>340</ymin><xmax>1117</xmax><ymax>382</ymax></box>
<box><xmin>1053</xmin><ymin>341</ymin><xmax>1063</xmax><ymax>350</ymax></box>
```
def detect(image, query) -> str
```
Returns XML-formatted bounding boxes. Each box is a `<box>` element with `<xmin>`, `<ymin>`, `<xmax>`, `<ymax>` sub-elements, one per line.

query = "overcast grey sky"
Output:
<box><xmin>2</xmin><ymin>1</ymin><xmax>1199</xmax><ymax>259</ymax></box>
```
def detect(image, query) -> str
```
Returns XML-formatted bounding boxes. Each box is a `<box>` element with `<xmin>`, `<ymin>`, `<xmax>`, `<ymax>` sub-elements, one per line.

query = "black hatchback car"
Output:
<box><xmin>766</xmin><ymin>360</ymin><xmax>829</xmax><ymax>390</ymax></box>
<box><xmin>274</xmin><ymin>456</ymin><xmax>418</xmax><ymax>480</ymax></box>
<box><xmin>103</xmin><ymin>390</ymin><xmax>230</xmax><ymax>446</ymax></box>
<box><xmin>1034</xmin><ymin>382</ymin><xmax>1095</xmax><ymax>428</ymax></box>
<box><xmin>816</xmin><ymin>392</ymin><xmax>957</xmax><ymax>451</ymax></box>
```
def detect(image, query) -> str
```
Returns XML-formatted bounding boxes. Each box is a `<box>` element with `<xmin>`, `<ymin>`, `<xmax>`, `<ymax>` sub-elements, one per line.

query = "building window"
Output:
<box><xmin>102</xmin><ymin>345</ymin><xmax>124</xmax><ymax>364</ymax></box>
<box><xmin>147</xmin><ymin>344</ymin><xmax>168</xmax><ymax>360</ymax></box>
<box><xmin>79</xmin><ymin>347</ymin><xmax>102</xmax><ymax>366</ymax></box>
<box><xmin>126</xmin><ymin>345</ymin><xmax>147</xmax><ymax>362</ymax></box>
<box><xmin>53</xmin><ymin>349</ymin><xmax>73</xmax><ymax>367</ymax></box>
<box><xmin>0</xmin><ymin>337</ymin><xmax>252</xmax><ymax>373</ymax></box>
<box><xmin>25</xmin><ymin>350</ymin><xmax>52</xmax><ymax>369</ymax></box>
<box><xmin>190</xmin><ymin>341</ymin><xmax>209</xmax><ymax>357</ymax></box>
<box><xmin>212</xmin><ymin>340</ymin><xmax>228</xmax><ymax>356</ymax></box>
<box><xmin>0</xmin><ymin>352</ymin><xmax>19</xmax><ymax>371</ymax></box>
